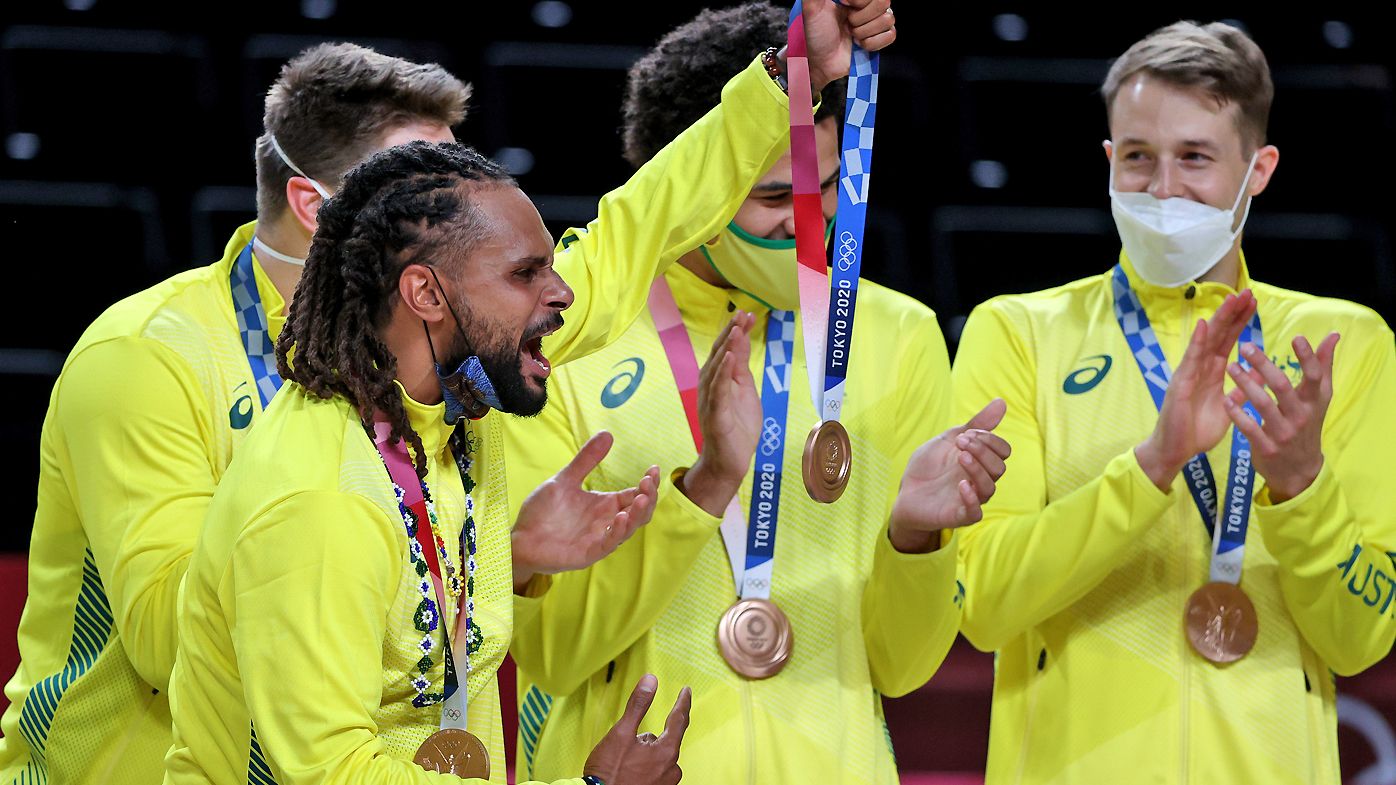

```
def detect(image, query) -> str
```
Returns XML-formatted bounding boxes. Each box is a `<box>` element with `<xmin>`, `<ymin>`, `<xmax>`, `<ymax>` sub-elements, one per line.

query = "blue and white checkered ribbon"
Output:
<box><xmin>1111</xmin><ymin>264</ymin><xmax>1263</xmax><ymax>584</ymax></box>
<box><xmin>231</xmin><ymin>242</ymin><xmax>284</xmax><ymax>408</ymax></box>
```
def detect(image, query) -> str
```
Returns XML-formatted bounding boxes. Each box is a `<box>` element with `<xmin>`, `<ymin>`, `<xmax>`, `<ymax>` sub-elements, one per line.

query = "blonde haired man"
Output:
<box><xmin>953</xmin><ymin>21</ymin><xmax>1396</xmax><ymax>784</ymax></box>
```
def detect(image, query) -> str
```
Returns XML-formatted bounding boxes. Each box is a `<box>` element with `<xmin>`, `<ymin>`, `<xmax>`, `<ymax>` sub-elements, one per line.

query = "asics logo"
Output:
<box><xmin>228</xmin><ymin>382</ymin><xmax>254</xmax><ymax>430</ymax></box>
<box><xmin>600</xmin><ymin>358</ymin><xmax>645</xmax><ymax>408</ymax></box>
<box><xmin>1063</xmin><ymin>355</ymin><xmax>1113</xmax><ymax>395</ymax></box>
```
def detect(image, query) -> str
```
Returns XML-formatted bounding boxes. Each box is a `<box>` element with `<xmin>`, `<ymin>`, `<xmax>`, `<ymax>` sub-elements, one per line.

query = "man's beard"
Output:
<box><xmin>446</xmin><ymin>308</ymin><xmax>560</xmax><ymax>418</ymax></box>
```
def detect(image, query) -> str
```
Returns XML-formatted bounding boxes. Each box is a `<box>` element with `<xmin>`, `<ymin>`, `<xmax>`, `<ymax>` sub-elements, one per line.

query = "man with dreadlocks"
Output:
<box><xmin>1</xmin><ymin>43</ymin><xmax>470</xmax><ymax>785</ymax></box>
<box><xmin>162</xmin><ymin>4</ymin><xmax>897</xmax><ymax>782</ymax></box>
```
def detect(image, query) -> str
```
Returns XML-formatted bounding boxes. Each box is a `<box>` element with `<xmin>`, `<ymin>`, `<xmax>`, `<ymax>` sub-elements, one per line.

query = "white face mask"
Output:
<box><xmin>254</xmin><ymin>133</ymin><xmax>335</xmax><ymax>267</ymax></box>
<box><xmin>1108</xmin><ymin>150</ymin><xmax>1258</xmax><ymax>288</ymax></box>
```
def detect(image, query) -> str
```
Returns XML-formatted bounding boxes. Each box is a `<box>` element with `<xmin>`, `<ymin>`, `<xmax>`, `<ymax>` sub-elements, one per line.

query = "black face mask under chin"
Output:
<box><xmin>423</xmin><ymin>268</ymin><xmax>501</xmax><ymax>423</ymax></box>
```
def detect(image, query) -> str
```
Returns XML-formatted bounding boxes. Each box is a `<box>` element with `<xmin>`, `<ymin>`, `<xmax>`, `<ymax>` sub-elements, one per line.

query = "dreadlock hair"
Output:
<box><xmin>276</xmin><ymin>140</ymin><xmax>516</xmax><ymax>478</ymax></box>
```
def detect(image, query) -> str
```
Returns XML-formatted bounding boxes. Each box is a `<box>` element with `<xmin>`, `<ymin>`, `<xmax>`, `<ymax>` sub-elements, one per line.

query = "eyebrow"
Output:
<box><xmin>751</xmin><ymin>170</ymin><xmax>841</xmax><ymax>193</ymax></box>
<box><xmin>1117</xmin><ymin>136</ymin><xmax>1221</xmax><ymax>152</ymax></box>
<box><xmin>510</xmin><ymin>255</ymin><xmax>551</xmax><ymax>269</ymax></box>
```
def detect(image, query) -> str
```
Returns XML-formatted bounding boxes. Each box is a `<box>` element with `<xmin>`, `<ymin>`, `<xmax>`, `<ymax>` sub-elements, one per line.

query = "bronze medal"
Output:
<box><xmin>1185</xmin><ymin>581</ymin><xmax>1258</xmax><ymax>664</ymax></box>
<box><xmin>717</xmin><ymin>598</ymin><xmax>793</xmax><ymax>679</ymax></box>
<box><xmin>414</xmin><ymin>728</ymin><xmax>490</xmax><ymax>780</ymax></box>
<box><xmin>801</xmin><ymin>420</ymin><xmax>851</xmax><ymax>503</ymax></box>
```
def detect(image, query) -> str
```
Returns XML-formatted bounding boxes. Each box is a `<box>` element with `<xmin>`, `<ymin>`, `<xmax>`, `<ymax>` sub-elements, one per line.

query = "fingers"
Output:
<box><xmin>1223</xmin><ymin>395</ymin><xmax>1277</xmax><ymax>456</ymax></box>
<box><xmin>1315</xmin><ymin>332</ymin><xmax>1340</xmax><ymax>399</ymax></box>
<box><xmin>1293</xmin><ymin>335</ymin><xmax>1322</xmax><ymax>390</ymax></box>
<box><xmin>1209</xmin><ymin>291</ymin><xmax>1256</xmax><ymax>355</ymax></box>
<box><xmin>848</xmin><ymin>0</ymin><xmax>892</xmax><ymax>29</ymax></box>
<box><xmin>660</xmin><ymin>685</ymin><xmax>693</xmax><ymax>743</ymax></box>
<box><xmin>957</xmin><ymin>479</ymin><xmax>984</xmax><ymax>524</ymax></box>
<box><xmin>726</xmin><ymin>316</ymin><xmax>754</xmax><ymax>378</ymax></box>
<box><xmin>844</xmin><ymin>0</ymin><xmax>890</xmax><ymax>21</ymax></box>
<box><xmin>957</xmin><ymin>449</ymin><xmax>997</xmax><ymax>500</ymax></box>
<box><xmin>1172</xmin><ymin>318</ymin><xmax>1209</xmax><ymax>381</ymax></box>
<box><xmin>956</xmin><ymin>432</ymin><xmax>1008</xmax><ymax>478</ymax></box>
<box><xmin>1239</xmin><ymin>344</ymin><xmax>1295</xmax><ymax>412</ymax></box>
<box><xmin>964</xmin><ymin>397</ymin><xmax>1007</xmax><ymax>432</ymax></box>
<box><xmin>614</xmin><ymin>674</ymin><xmax>658</xmax><ymax>737</ymax></box>
<box><xmin>705</xmin><ymin>315</ymin><xmax>739</xmax><ymax>368</ymax></box>
<box><xmin>847</xmin><ymin>0</ymin><xmax>895</xmax><ymax>49</ymax></box>
<box><xmin>558</xmin><ymin>431</ymin><xmax>614</xmax><ymax>485</ymax></box>
<box><xmin>855</xmin><ymin>25</ymin><xmax>896</xmax><ymax>51</ymax></box>
<box><xmin>1227</xmin><ymin>362</ymin><xmax>1281</xmax><ymax>424</ymax></box>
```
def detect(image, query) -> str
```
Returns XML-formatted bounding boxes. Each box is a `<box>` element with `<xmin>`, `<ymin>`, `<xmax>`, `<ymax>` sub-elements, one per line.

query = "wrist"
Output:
<box><xmin>510</xmin><ymin>532</ymin><xmax>537</xmax><ymax>592</ymax></box>
<box><xmin>677</xmin><ymin>457</ymin><xmax>742</xmax><ymax>517</ymax></box>
<box><xmin>1266</xmin><ymin>457</ymin><xmax>1325</xmax><ymax>504</ymax></box>
<box><xmin>887</xmin><ymin>516</ymin><xmax>941</xmax><ymax>555</ymax></box>
<box><xmin>1134</xmin><ymin>437</ymin><xmax>1182</xmax><ymax>493</ymax></box>
<box><xmin>512</xmin><ymin>562</ymin><xmax>537</xmax><ymax>594</ymax></box>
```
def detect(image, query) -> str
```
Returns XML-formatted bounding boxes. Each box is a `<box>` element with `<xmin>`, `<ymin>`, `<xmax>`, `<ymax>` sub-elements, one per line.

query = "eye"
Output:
<box><xmin>514</xmin><ymin>267</ymin><xmax>538</xmax><ymax>282</ymax></box>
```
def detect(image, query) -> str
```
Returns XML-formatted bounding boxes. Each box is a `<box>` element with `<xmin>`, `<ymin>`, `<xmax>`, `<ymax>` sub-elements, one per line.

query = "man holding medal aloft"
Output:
<box><xmin>952</xmin><ymin>21</ymin><xmax>1396</xmax><ymax>784</ymax></box>
<box><xmin>501</xmin><ymin>3</ymin><xmax>1010</xmax><ymax>783</ymax></box>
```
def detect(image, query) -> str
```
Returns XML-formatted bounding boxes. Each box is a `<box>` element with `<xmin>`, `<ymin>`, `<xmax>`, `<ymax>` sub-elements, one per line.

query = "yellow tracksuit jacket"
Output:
<box><xmin>1</xmin><ymin>220</ymin><xmax>285</xmax><ymax>785</ymax></box>
<box><xmin>159</xmin><ymin>57</ymin><xmax>797</xmax><ymax>785</ymax></box>
<box><xmin>500</xmin><ymin>262</ymin><xmax>963</xmax><ymax>785</ymax></box>
<box><xmin>952</xmin><ymin>252</ymin><xmax>1396</xmax><ymax>785</ymax></box>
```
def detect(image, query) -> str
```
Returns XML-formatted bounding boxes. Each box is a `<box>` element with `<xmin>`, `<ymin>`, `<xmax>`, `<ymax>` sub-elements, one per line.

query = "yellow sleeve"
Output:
<box><xmin>951</xmin><ymin>301</ymin><xmax>1174</xmax><ymax>652</ymax></box>
<box><xmin>862</xmin><ymin>530</ymin><xmax>962</xmax><ymax>697</ymax></box>
<box><xmin>861</xmin><ymin>308</ymin><xmax>961</xmax><ymax>696</ymax></box>
<box><xmin>1254</xmin><ymin>320</ymin><xmax>1396</xmax><ymax>675</ymax></box>
<box><xmin>546</xmin><ymin>56</ymin><xmax>791</xmax><ymax>367</ymax></box>
<box><xmin>232</xmin><ymin>490</ymin><xmax>589</xmax><ymax>785</ymax></box>
<box><xmin>57</xmin><ymin>336</ymin><xmax>217</xmax><ymax>692</ymax></box>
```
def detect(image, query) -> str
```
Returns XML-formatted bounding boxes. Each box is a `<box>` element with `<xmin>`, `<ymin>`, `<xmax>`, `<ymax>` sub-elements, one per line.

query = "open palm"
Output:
<box><xmin>512</xmin><ymin>431</ymin><xmax>659</xmax><ymax>579</ymax></box>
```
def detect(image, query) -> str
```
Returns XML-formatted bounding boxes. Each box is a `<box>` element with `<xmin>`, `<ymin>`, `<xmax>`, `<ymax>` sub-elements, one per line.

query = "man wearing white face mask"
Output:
<box><xmin>499</xmin><ymin>5</ymin><xmax>1011</xmax><ymax>784</ymax></box>
<box><xmin>952</xmin><ymin>20</ymin><xmax>1396</xmax><ymax>784</ymax></box>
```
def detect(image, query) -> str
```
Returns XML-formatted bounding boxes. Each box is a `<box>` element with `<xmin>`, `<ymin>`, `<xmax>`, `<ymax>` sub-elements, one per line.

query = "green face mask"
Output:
<box><xmin>698</xmin><ymin>219</ymin><xmax>835</xmax><ymax>311</ymax></box>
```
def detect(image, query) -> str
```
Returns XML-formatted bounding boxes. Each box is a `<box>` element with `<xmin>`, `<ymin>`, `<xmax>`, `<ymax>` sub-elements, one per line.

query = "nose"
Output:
<box><xmin>545</xmin><ymin>268</ymin><xmax>574</xmax><ymax>312</ymax></box>
<box><xmin>1148</xmin><ymin>161</ymin><xmax>1184</xmax><ymax>200</ymax></box>
<box><xmin>779</xmin><ymin>206</ymin><xmax>798</xmax><ymax>240</ymax></box>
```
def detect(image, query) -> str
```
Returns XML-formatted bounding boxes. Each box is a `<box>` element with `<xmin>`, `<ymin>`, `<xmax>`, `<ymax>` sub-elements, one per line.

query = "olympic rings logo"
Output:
<box><xmin>837</xmin><ymin>230</ymin><xmax>858</xmax><ymax>272</ymax></box>
<box><xmin>761</xmin><ymin>416</ymin><xmax>783</xmax><ymax>456</ymax></box>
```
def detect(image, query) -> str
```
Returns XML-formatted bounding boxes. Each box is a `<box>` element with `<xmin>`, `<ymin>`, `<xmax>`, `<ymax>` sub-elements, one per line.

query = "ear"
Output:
<box><xmin>1102</xmin><ymin>139</ymin><xmax>1114</xmax><ymax>163</ymax></box>
<box><xmin>1247</xmin><ymin>144</ymin><xmax>1280</xmax><ymax>197</ymax></box>
<box><xmin>284</xmin><ymin>177</ymin><xmax>327</xmax><ymax>235</ymax></box>
<box><xmin>398</xmin><ymin>264</ymin><xmax>448</xmax><ymax>323</ymax></box>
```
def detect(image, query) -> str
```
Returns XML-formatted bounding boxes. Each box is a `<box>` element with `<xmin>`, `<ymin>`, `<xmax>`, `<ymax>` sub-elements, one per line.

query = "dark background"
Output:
<box><xmin>1</xmin><ymin>1</ymin><xmax>1393</xmax><ymax>780</ymax></box>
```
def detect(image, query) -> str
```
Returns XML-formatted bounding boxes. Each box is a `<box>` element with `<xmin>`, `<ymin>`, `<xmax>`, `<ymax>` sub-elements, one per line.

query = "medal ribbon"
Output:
<box><xmin>788</xmin><ymin>1</ymin><xmax>878</xmax><ymax>421</ymax></box>
<box><xmin>230</xmin><ymin>241</ymin><xmax>284</xmax><ymax>408</ymax></box>
<box><xmin>1111</xmin><ymin>265</ymin><xmax>1263</xmax><ymax>584</ymax></box>
<box><xmin>373</xmin><ymin>422</ymin><xmax>471</xmax><ymax>731</ymax></box>
<box><xmin>647</xmin><ymin>279</ymin><xmax>796</xmax><ymax>601</ymax></box>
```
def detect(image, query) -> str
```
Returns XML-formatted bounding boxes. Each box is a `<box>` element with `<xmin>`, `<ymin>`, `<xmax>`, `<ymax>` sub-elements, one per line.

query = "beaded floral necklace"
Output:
<box><xmin>379</xmin><ymin>428</ymin><xmax>484</xmax><ymax>708</ymax></box>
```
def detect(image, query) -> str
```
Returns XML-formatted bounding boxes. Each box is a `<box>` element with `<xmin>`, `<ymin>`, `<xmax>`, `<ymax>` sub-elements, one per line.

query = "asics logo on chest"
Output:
<box><xmin>600</xmin><ymin>358</ymin><xmax>645</xmax><ymax>408</ymax></box>
<box><xmin>1063</xmin><ymin>354</ymin><xmax>1113</xmax><ymax>395</ymax></box>
<box><xmin>229</xmin><ymin>382</ymin><xmax>254</xmax><ymax>429</ymax></box>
